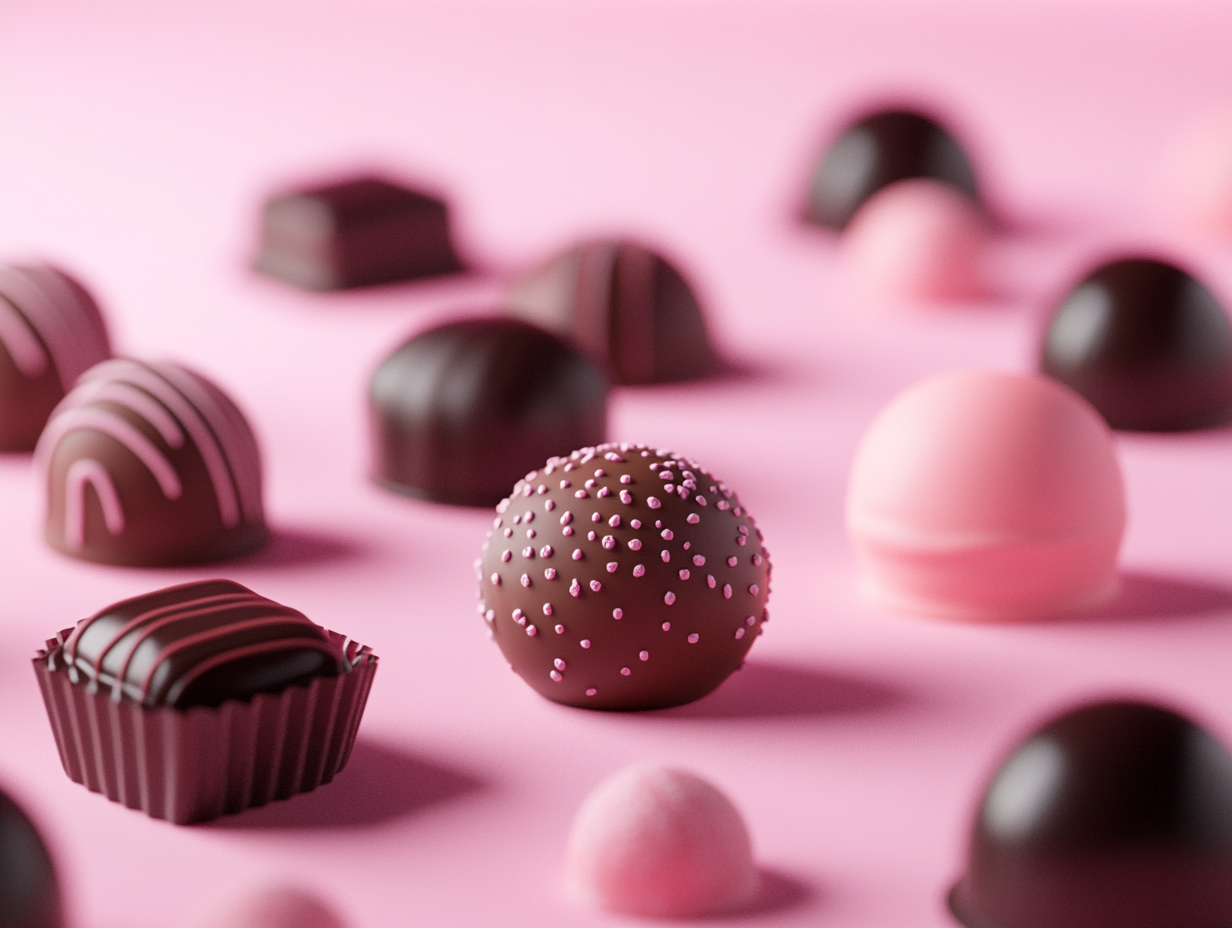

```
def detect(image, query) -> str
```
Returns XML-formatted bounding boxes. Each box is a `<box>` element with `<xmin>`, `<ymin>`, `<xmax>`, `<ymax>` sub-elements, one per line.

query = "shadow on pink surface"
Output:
<box><xmin>233</xmin><ymin>527</ymin><xmax>370</xmax><ymax>570</ymax></box>
<box><xmin>1079</xmin><ymin>570</ymin><xmax>1232</xmax><ymax>623</ymax></box>
<box><xmin>650</xmin><ymin>661</ymin><xmax>906</xmax><ymax>720</ymax></box>
<box><xmin>730</xmin><ymin>868</ymin><xmax>817</xmax><ymax>919</ymax></box>
<box><xmin>206</xmin><ymin>737</ymin><xmax>484</xmax><ymax>830</ymax></box>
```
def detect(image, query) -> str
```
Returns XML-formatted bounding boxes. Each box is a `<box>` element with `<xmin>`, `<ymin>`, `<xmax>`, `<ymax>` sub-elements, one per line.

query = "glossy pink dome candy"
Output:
<box><xmin>566</xmin><ymin>765</ymin><xmax>758</xmax><ymax>917</ymax></box>
<box><xmin>842</xmin><ymin>178</ymin><xmax>988</xmax><ymax>303</ymax></box>
<box><xmin>847</xmin><ymin>370</ymin><xmax>1125</xmax><ymax>621</ymax></box>
<box><xmin>189</xmin><ymin>885</ymin><xmax>347</xmax><ymax>928</ymax></box>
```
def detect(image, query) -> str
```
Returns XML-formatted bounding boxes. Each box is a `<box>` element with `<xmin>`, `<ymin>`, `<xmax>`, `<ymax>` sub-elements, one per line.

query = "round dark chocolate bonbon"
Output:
<box><xmin>507</xmin><ymin>240</ymin><xmax>717</xmax><ymax>384</ymax></box>
<box><xmin>1040</xmin><ymin>258</ymin><xmax>1232</xmax><ymax>431</ymax></box>
<box><xmin>477</xmin><ymin>443</ymin><xmax>771</xmax><ymax>710</ymax></box>
<box><xmin>0</xmin><ymin>262</ymin><xmax>112</xmax><ymax>452</ymax></box>
<box><xmin>0</xmin><ymin>787</ymin><xmax>61</xmax><ymax>928</ymax></box>
<box><xmin>950</xmin><ymin>700</ymin><xmax>1232</xmax><ymax>928</ymax></box>
<box><xmin>370</xmin><ymin>318</ymin><xmax>607</xmax><ymax>507</ymax></box>
<box><xmin>37</xmin><ymin>359</ymin><xmax>268</xmax><ymax>566</ymax></box>
<box><xmin>805</xmin><ymin>109</ymin><xmax>980</xmax><ymax>230</ymax></box>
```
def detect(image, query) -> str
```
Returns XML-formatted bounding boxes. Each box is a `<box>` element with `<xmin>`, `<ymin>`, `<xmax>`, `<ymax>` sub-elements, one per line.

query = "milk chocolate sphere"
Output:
<box><xmin>1041</xmin><ymin>258</ymin><xmax>1232</xmax><ymax>431</ymax></box>
<box><xmin>805</xmin><ymin>109</ymin><xmax>980</xmax><ymax>230</ymax></box>
<box><xmin>370</xmin><ymin>318</ymin><xmax>607</xmax><ymax>507</ymax></box>
<box><xmin>951</xmin><ymin>701</ymin><xmax>1232</xmax><ymax>928</ymax></box>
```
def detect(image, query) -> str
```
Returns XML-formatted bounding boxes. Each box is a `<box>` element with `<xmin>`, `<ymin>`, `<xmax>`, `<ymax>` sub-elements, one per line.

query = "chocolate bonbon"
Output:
<box><xmin>847</xmin><ymin>371</ymin><xmax>1125</xmax><ymax>621</ymax></box>
<box><xmin>37</xmin><ymin>358</ymin><xmax>268</xmax><ymax>566</ymax></box>
<box><xmin>33</xmin><ymin>579</ymin><xmax>377</xmax><ymax>824</ymax></box>
<box><xmin>477</xmin><ymin>443</ymin><xmax>771</xmax><ymax>710</ymax></box>
<box><xmin>370</xmin><ymin>318</ymin><xmax>607</xmax><ymax>507</ymax></box>
<box><xmin>0</xmin><ymin>262</ymin><xmax>111</xmax><ymax>452</ymax></box>
<box><xmin>950</xmin><ymin>700</ymin><xmax>1232</xmax><ymax>928</ymax></box>
<box><xmin>1040</xmin><ymin>257</ymin><xmax>1232</xmax><ymax>431</ymax></box>
<box><xmin>0</xmin><ymin>786</ymin><xmax>61</xmax><ymax>928</ymax></box>
<box><xmin>507</xmin><ymin>240</ymin><xmax>717</xmax><ymax>383</ymax></box>
<box><xmin>805</xmin><ymin>109</ymin><xmax>980</xmax><ymax>230</ymax></box>
<box><xmin>566</xmin><ymin>765</ymin><xmax>758</xmax><ymax>917</ymax></box>
<box><xmin>254</xmin><ymin>175</ymin><xmax>463</xmax><ymax>290</ymax></box>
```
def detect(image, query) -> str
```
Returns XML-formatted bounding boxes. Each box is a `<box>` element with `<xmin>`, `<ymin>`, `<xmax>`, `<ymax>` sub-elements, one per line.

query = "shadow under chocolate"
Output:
<box><xmin>1077</xmin><ymin>570</ymin><xmax>1232</xmax><ymax>623</ymax></box>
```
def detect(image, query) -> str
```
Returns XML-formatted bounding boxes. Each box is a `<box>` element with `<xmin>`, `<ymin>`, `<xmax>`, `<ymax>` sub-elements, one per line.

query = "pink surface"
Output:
<box><xmin>1</xmin><ymin>1</ymin><xmax>1231</xmax><ymax>926</ymax></box>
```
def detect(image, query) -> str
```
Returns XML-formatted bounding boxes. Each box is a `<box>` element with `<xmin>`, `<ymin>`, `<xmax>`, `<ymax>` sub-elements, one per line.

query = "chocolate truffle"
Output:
<box><xmin>254</xmin><ymin>175</ymin><xmax>462</xmax><ymax>290</ymax></box>
<box><xmin>370</xmin><ymin>318</ymin><xmax>607</xmax><ymax>507</ymax></box>
<box><xmin>34</xmin><ymin>579</ymin><xmax>378</xmax><ymax>824</ymax></box>
<box><xmin>1040</xmin><ymin>258</ymin><xmax>1232</xmax><ymax>431</ymax></box>
<box><xmin>0</xmin><ymin>262</ymin><xmax>111</xmax><ymax>452</ymax></box>
<box><xmin>0</xmin><ymin>787</ymin><xmax>61</xmax><ymax>928</ymax></box>
<box><xmin>507</xmin><ymin>240</ymin><xmax>717</xmax><ymax>383</ymax></box>
<box><xmin>477</xmin><ymin>443</ymin><xmax>771</xmax><ymax>710</ymax></box>
<box><xmin>951</xmin><ymin>700</ymin><xmax>1232</xmax><ymax>928</ymax></box>
<box><xmin>37</xmin><ymin>358</ymin><xmax>269</xmax><ymax>566</ymax></box>
<box><xmin>566</xmin><ymin>765</ymin><xmax>758</xmax><ymax>917</ymax></box>
<box><xmin>847</xmin><ymin>371</ymin><xmax>1125</xmax><ymax>621</ymax></box>
<box><xmin>805</xmin><ymin>109</ymin><xmax>980</xmax><ymax>231</ymax></box>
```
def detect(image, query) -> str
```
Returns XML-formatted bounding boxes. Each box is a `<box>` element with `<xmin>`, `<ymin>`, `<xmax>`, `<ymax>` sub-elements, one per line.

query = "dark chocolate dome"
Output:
<box><xmin>950</xmin><ymin>701</ymin><xmax>1232</xmax><ymax>928</ymax></box>
<box><xmin>805</xmin><ymin>109</ymin><xmax>980</xmax><ymax>230</ymax></box>
<box><xmin>0</xmin><ymin>788</ymin><xmax>61</xmax><ymax>928</ymax></box>
<box><xmin>370</xmin><ymin>317</ymin><xmax>608</xmax><ymax>507</ymax></box>
<box><xmin>1040</xmin><ymin>258</ymin><xmax>1232</xmax><ymax>431</ymax></box>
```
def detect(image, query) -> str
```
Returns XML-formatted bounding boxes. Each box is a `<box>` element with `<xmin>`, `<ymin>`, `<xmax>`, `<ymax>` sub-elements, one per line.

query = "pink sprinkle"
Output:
<box><xmin>527</xmin><ymin>625</ymin><xmax>538</xmax><ymax>636</ymax></box>
<box><xmin>739</xmin><ymin>525</ymin><xmax>749</xmax><ymax>535</ymax></box>
<box><xmin>607</xmin><ymin>562</ymin><xmax>618</xmax><ymax>573</ymax></box>
<box><xmin>737</xmin><ymin>536</ymin><xmax>747</xmax><ymax>546</ymax></box>
<box><xmin>661</xmin><ymin>550</ymin><xmax>671</xmax><ymax>562</ymax></box>
<box><xmin>501</xmin><ymin>551</ymin><xmax>511</xmax><ymax>562</ymax></box>
<box><xmin>563</xmin><ymin>526</ymin><xmax>574</xmax><ymax>536</ymax></box>
<box><xmin>679</xmin><ymin>569</ymin><xmax>690</xmax><ymax>580</ymax></box>
<box><xmin>683</xmin><ymin>479</ymin><xmax>696</xmax><ymax>490</ymax></box>
<box><xmin>513</xmin><ymin>514</ymin><xmax>522</xmax><ymax>525</ymax></box>
<box><xmin>588</xmin><ymin>531</ymin><xmax>597</xmax><ymax>541</ymax></box>
<box><xmin>545</xmin><ymin>568</ymin><xmax>557</xmax><ymax>579</ymax></box>
<box><xmin>555</xmin><ymin>624</ymin><xmax>565</xmax><ymax>634</ymax></box>
<box><xmin>605</xmin><ymin>452</ymin><xmax>623</xmax><ymax>461</ymax></box>
<box><xmin>664</xmin><ymin>484</ymin><xmax>675</xmax><ymax>493</ymax></box>
<box><xmin>628</xmin><ymin>539</ymin><xmax>642</xmax><ymax>551</ymax></box>
<box><xmin>524</xmin><ymin>510</ymin><xmax>535</xmax><ymax>523</ymax></box>
<box><xmin>693</xmin><ymin>555</ymin><xmax>706</xmax><ymax>566</ymax></box>
<box><xmin>586</xmin><ymin>688</ymin><xmax>597</xmax><ymax>696</ymax></box>
<box><xmin>735</xmin><ymin>628</ymin><xmax>745</xmax><ymax>639</ymax></box>
<box><xmin>688</xmin><ymin>633</ymin><xmax>699</xmax><ymax>644</ymax></box>
<box><xmin>749</xmin><ymin>584</ymin><xmax>760</xmax><ymax>595</ymax></box>
<box><xmin>746</xmin><ymin>616</ymin><xmax>756</xmax><ymax>626</ymax></box>
<box><xmin>723</xmin><ymin>584</ymin><xmax>732</xmax><ymax>599</ymax></box>
<box><xmin>696</xmin><ymin>496</ymin><xmax>708</xmax><ymax>506</ymax></box>
<box><xmin>526</xmin><ymin>528</ymin><xmax>536</xmax><ymax>539</ymax></box>
<box><xmin>662</xmin><ymin>622</ymin><xmax>671</xmax><ymax>631</ymax></box>
<box><xmin>716</xmin><ymin>501</ymin><xmax>730</xmax><ymax>511</ymax></box>
<box><xmin>543</xmin><ymin>603</ymin><xmax>554</xmax><ymax>615</ymax></box>
<box><xmin>573</xmin><ymin>549</ymin><xmax>584</xmax><ymax>560</ymax></box>
<box><xmin>664</xmin><ymin>591</ymin><xmax>676</xmax><ymax>605</ymax></box>
<box><xmin>560</xmin><ymin>480</ymin><xmax>571</xmax><ymax>489</ymax></box>
<box><xmin>540</xmin><ymin>545</ymin><xmax>554</xmax><ymax>557</ymax></box>
<box><xmin>513</xmin><ymin>608</ymin><xmax>524</xmax><ymax>619</ymax></box>
<box><xmin>522</xmin><ymin>485</ymin><xmax>532</xmax><ymax>497</ymax></box>
<box><xmin>602</xmin><ymin>535</ymin><xmax>616</xmax><ymax>550</ymax></box>
<box><xmin>585</xmin><ymin>479</ymin><xmax>596</xmax><ymax>489</ymax></box>
<box><xmin>631</xmin><ymin>519</ymin><xmax>642</xmax><ymax>529</ymax></box>
<box><xmin>545</xmin><ymin>499</ymin><xmax>556</xmax><ymax>511</ymax></box>
<box><xmin>491</xmin><ymin>573</ymin><xmax>501</xmax><ymax>586</ymax></box>
<box><xmin>660</xmin><ymin>528</ymin><xmax>673</xmax><ymax>540</ymax></box>
<box><xmin>707</xmin><ymin>574</ymin><xmax>716</xmax><ymax>588</ymax></box>
<box><xmin>575</xmin><ymin>490</ymin><xmax>589</xmax><ymax>498</ymax></box>
<box><xmin>581</xmin><ymin>639</ymin><xmax>591</xmax><ymax>648</ymax></box>
<box><xmin>561</xmin><ymin>511</ymin><xmax>573</xmax><ymax>525</ymax></box>
<box><xmin>620</xmin><ymin>667</ymin><xmax>631</xmax><ymax>676</ymax></box>
<box><xmin>620</xmin><ymin>474</ymin><xmax>631</xmax><ymax>484</ymax></box>
<box><xmin>555</xmin><ymin>658</ymin><xmax>567</xmax><ymax>670</ymax></box>
<box><xmin>608</xmin><ymin>514</ymin><xmax>621</xmax><ymax>527</ymax></box>
<box><xmin>728</xmin><ymin>556</ymin><xmax>738</xmax><ymax>567</ymax></box>
<box><xmin>619</xmin><ymin>490</ymin><xmax>633</xmax><ymax>504</ymax></box>
<box><xmin>633</xmin><ymin>564</ymin><xmax>645</xmax><ymax>577</ymax></box>
<box><xmin>523</xmin><ymin>547</ymin><xmax>534</xmax><ymax>558</ymax></box>
<box><xmin>485</xmin><ymin>610</ymin><xmax>495</xmax><ymax>622</ymax></box>
<box><xmin>733</xmin><ymin>507</ymin><xmax>742</xmax><ymax>516</ymax></box>
<box><xmin>650</xmin><ymin>462</ymin><xmax>660</xmax><ymax>470</ymax></box>
<box><xmin>598</xmin><ymin>487</ymin><xmax>611</xmax><ymax>498</ymax></box>
<box><xmin>493</xmin><ymin>517</ymin><xmax>503</xmax><ymax>528</ymax></box>
<box><xmin>592</xmin><ymin>511</ymin><xmax>602</xmax><ymax>522</ymax></box>
<box><xmin>538</xmin><ymin>485</ymin><xmax>548</xmax><ymax>494</ymax></box>
<box><xmin>648</xmin><ymin>497</ymin><xmax>661</xmax><ymax>509</ymax></box>
<box><xmin>503</xmin><ymin>528</ymin><xmax>513</xmax><ymax>538</ymax></box>
<box><xmin>639</xmin><ymin>650</ymin><xmax>649</xmax><ymax>661</ymax></box>
<box><xmin>753</xmin><ymin>554</ymin><xmax>763</xmax><ymax>566</ymax></box>
<box><xmin>659</xmin><ymin>471</ymin><xmax>673</xmax><ymax>481</ymax></box>
<box><xmin>687</xmin><ymin>513</ymin><xmax>700</xmax><ymax>524</ymax></box>
<box><xmin>521</xmin><ymin>574</ymin><xmax>531</xmax><ymax>588</ymax></box>
<box><xmin>590</xmin><ymin>580</ymin><xmax>602</xmax><ymax>592</ymax></box>
<box><xmin>550</xmin><ymin>670</ymin><xmax>562</xmax><ymax>682</ymax></box>
<box><xmin>570</xmin><ymin>579</ymin><xmax>581</xmax><ymax>597</ymax></box>
<box><xmin>613</xmin><ymin>608</ymin><xmax>624</xmax><ymax>619</ymax></box>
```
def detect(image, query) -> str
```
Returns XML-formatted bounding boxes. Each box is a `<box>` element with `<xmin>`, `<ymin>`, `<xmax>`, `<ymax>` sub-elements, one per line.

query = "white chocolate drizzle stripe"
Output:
<box><xmin>64</xmin><ymin>458</ymin><xmax>124</xmax><ymax>548</ymax></box>
<box><xmin>41</xmin><ymin>407</ymin><xmax>182</xmax><ymax>500</ymax></box>
<box><xmin>0</xmin><ymin>293</ymin><xmax>49</xmax><ymax>376</ymax></box>
<box><xmin>0</xmin><ymin>265</ymin><xmax>109</xmax><ymax>391</ymax></box>
<box><xmin>81</xmin><ymin>361</ymin><xmax>240</xmax><ymax>527</ymax></box>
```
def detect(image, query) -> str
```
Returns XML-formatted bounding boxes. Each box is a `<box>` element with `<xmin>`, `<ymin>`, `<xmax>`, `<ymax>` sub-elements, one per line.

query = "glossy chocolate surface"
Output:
<box><xmin>508</xmin><ymin>240</ymin><xmax>717</xmax><ymax>384</ymax></box>
<box><xmin>370</xmin><ymin>318</ymin><xmax>608</xmax><ymax>507</ymax></box>
<box><xmin>0</xmin><ymin>263</ymin><xmax>111</xmax><ymax>452</ymax></box>
<box><xmin>1041</xmin><ymin>258</ymin><xmax>1232</xmax><ymax>431</ymax></box>
<box><xmin>0</xmin><ymin>788</ymin><xmax>61</xmax><ymax>928</ymax></box>
<box><xmin>951</xmin><ymin>701</ymin><xmax>1232</xmax><ymax>928</ymax></box>
<box><xmin>254</xmin><ymin>175</ymin><xmax>463</xmax><ymax>290</ymax></box>
<box><xmin>55</xmin><ymin>579</ymin><xmax>342</xmax><ymax>709</ymax></box>
<box><xmin>38</xmin><ymin>359</ymin><xmax>268</xmax><ymax>565</ymax></box>
<box><xmin>478</xmin><ymin>443</ymin><xmax>771</xmax><ymax>710</ymax></box>
<box><xmin>805</xmin><ymin>109</ymin><xmax>980</xmax><ymax>230</ymax></box>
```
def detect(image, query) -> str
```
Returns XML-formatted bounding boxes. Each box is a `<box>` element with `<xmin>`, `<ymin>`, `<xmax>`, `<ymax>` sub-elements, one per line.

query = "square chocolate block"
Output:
<box><xmin>254</xmin><ymin>176</ymin><xmax>463</xmax><ymax>290</ymax></box>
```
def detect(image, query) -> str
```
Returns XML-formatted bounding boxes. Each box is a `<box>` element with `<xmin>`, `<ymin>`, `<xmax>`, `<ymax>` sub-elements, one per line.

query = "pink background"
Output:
<box><xmin>2</xmin><ymin>1</ymin><xmax>1231</xmax><ymax>926</ymax></box>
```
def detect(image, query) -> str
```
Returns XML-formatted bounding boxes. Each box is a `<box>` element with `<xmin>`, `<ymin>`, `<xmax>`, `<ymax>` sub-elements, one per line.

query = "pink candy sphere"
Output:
<box><xmin>847</xmin><ymin>370</ymin><xmax>1126</xmax><ymax>621</ymax></box>
<box><xmin>565</xmin><ymin>765</ymin><xmax>758</xmax><ymax>917</ymax></box>
<box><xmin>842</xmin><ymin>178</ymin><xmax>988</xmax><ymax>303</ymax></box>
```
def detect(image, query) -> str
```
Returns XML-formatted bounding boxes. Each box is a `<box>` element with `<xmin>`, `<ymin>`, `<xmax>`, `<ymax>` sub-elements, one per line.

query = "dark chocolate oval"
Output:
<box><xmin>951</xmin><ymin>700</ymin><xmax>1232</xmax><ymax>928</ymax></box>
<box><xmin>1040</xmin><ymin>258</ymin><xmax>1232</xmax><ymax>431</ymax></box>
<box><xmin>0</xmin><ymin>788</ymin><xmax>60</xmax><ymax>928</ymax></box>
<box><xmin>370</xmin><ymin>317</ymin><xmax>608</xmax><ymax>507</ymax></box>
<box><xmin>805</xmin><ymin>109</ymin><xmax>980</xmax><ymax>230</ymax></box>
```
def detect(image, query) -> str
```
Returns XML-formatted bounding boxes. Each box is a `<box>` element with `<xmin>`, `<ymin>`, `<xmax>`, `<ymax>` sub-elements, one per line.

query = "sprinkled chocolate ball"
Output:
<box><xmin>477</xmin><ymin>443</ymin><xmax>770</xmax><ymax>710</ymax></box>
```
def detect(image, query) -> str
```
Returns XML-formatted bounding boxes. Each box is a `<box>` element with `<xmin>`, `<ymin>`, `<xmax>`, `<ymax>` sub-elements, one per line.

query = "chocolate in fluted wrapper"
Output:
<box><xmin>33</xmin><ymin>631</ymin><xmax>376</xmax><ymax>825</ymax></box>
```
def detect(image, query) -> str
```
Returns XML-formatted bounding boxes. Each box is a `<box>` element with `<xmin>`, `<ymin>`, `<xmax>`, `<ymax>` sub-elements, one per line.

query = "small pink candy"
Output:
<box><xmin>842</xmin><ymin>178</ymin><xmax>987</xmax><ymax>303</ymax></box>
<box><xmin>565</xmin><ymin>765</ymin><xmax>758</xmax><ymax>917</ymax></box>
<box><xmin>191</xmin><ymin>885</ymin><xmax>347</xmax><ymax>928</ymax></box>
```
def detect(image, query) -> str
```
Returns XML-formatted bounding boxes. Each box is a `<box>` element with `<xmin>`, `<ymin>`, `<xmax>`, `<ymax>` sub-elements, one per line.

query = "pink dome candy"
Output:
<box><xmin>842</xmin><ymin>178</ymin><xmax>987</xmax><ymax>303</ymax></box>
<box><xmin>190</xmin><ymin>885</ymin><xmax>348</xmax><ymax>928</ymax></box>
<box><xmin>566</xmin><ymin>765</ymin><xmax>758</xmax><ymax>917</ymax></box>
<box><xmin>847</xmin><ymin>370</ymin><xmax>1125</xmax><ymax>621</ymax></box>
<box><xmin>1163</xmin><ymin>112</ymin><xmax>1232</xmax><ymax>236</ymax></box>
